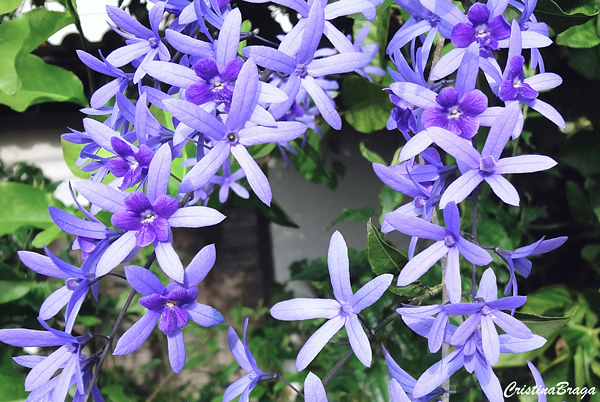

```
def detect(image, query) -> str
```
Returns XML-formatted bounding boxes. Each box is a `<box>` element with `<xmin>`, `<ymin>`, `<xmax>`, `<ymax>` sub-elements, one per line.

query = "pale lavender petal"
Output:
<box><xmin>13</xmin><ymin>355</ymin><xmax>45</xmax><ymax>368</ymax></box>
<box><xmin>527</xmin><ymin>360</ymin><xmax>547</xmax><ymax>402</ymax></box>
<box><xmin>144</xmin><ymin>61</ymin><xmax>198</xmax><ymax>87</ymax></box>
<box><xmin>304</xmin><ymin>372</ymin><xmax>328</xmax><ymax>402</ymax></box>
<box><xmin>420</xmin><ymin>0</ymin><xmax>468</xmax><ymax>25</ymax></box>
<box><xmin>485</xmin><ymin>175</ymin><xmax>520</xmax><ymax>206</ymax></box>
<box><xmin>64</xmin><ymin>281</ymin><xmax>88</xmax><ymax>333</ymax></box>
<box><xmin>522</xmin><ymin>98</ymin><xmax>565</xmax><ymax>129</ymax></box>
<box><xmin>477</xmin><ymin>106</ymin><xmax>502</xmax><ymax>126</ymax></box>
<box><xmin>96</xmin><ymin>231</ymin><xmax>138</xmax><ymax>277</ymax></box>
<box><xmin>307</xmin><ymin>53</ymin><xmax>372</xmax><ymax>77</ymax></box>
<box><xmin>397</xmin><ymin>131</ymin><xmax>433</xmax><ymax>162</ymax></box>
<box><xmin>185</xmin><ymin>244</ymin><xmax>216</xmax><ymax>287</ymax></box>
<box><xmin>390</xmin><ymin>379</ymin><xmax>411</xmax><ymax>402</ymax></box>
<box><xmin>231</xmin><ymin>144</ymin><xmax>272</xmax><ymax>205</ymax></box>
<box><xmin>49</xmin><ymin>207</ymin><xmax>105</xmax><ymax>239</ymax></box>
<box><xmin>346</xmin><ymin>314</ymin><xmax>371</xmax><ymax>367</ymax></box>
<box><xmin>243</xmin><ymin>46</ymin><xmax>296</xmax><ymax>75</ymax></box>
<box><xmin>25</xmin><ymin>346</ymin><xmax>71</xmax><ymax>391</ymax></box>
<box><xmin>445</xmin><ymin>246</ymin><xmax>461</xmax><ymax>304</ymax></box>
<box><xmin>90</xmin><ymin>79</ymin><xmax>120</xmax><ymax>108</ymax></box>
<box><xmin>155</xmin><ymin>241</ymin><xmax>185</xmax><ymax>283</ymax></box>
<box><xmin>525</xmin><ymin>73</ymin><xmax>562</xmax><ymax>92</ymax></box>
<box><xmin>412</xmin><ymin>350</ymin><xmax>464</xmax><ymax>398</ymax></box>
<box><xmin>147</xmin><ymin>144</ymin><xmax>171</xmax><ymax>204</ymax></box>
<box><xmin>83</xmin><ymin>118</ymin><xmax>118</xmax><ymax>152</ymax></box>
<box><xmin>239</xmin><ymin>122</ymin><xmax>306</xmax><ymax>146</ymax></box>
<box><xmin>302</xmin><ymin>75</ymin><xmax>341</xmax><ymax>130</ymax></box>
<box><xmin>249</xmin><ymin>105</ymin><xmax>277</xmax><ymax>127</ymax></box>
<box><xmin>227</xmin><ymin>59</ymin><xmax>259</xmax><ymax>132</ymax></box>
<box><xmin>382</xmin><ymin>346</ymin><xmax>417</xmax><ymax>391</ymax></box>
<box><xmin>167</xmin><ymin>329</ymin><xmax>186</xmax><ymax>373</ymax></box>
<box><xmin>53</xmin><ymin>352</ymin><xmax>77</xmax><ymax>402</ymax></box>
<box><xmin>491</xmin><ymin>311</ymin><xmax>532</xmax><ymax>339</ymax></box>
<box><xmin>457</xmin><ymin>237</ymin><xmax>493</xmax><ymax>266</ymax></box>
<box><xmin>439</xmin><ymin>170</ymin><xmax>483</xmax><ymax>208</ymax></box>
<box><xmin>216</xmin><ymin>8</ymin><xmax>241</xmax><ymax>71</ymax></box>
<box><xmin>397</xmin><ymin>241</ymin><xmax>448</xmax><ymax>286</ymax></box>
<box><xmin>327</xmin><ymin>231</ymin><xmax>353</xmax><ymax>302</ymax></box>
<box><xmin>429</xmin><ymin>47</ymin><xmax>466</xmax><ymax>81</ymax></box>
<box><xmin>124</xmin><ymin>265</ymin><xmax>164</xmax><ymax>296</ymax></box>
<box><xmin>428</xmin><ymin>311</ymin><xmax>448</xmax><ymax>352</ymax></box>
<box><xmin>481</xmin><ymin>102</ymin><xmax>521</xmax><ymax>159</ymax></box>
<box><xmin>113</xmin><ymin>310</ymin><xmax>160</xmax><ymax>355</ymax></box>
<box><xmin>179</xmin><ymin>141</ymin><xmax>231</xmax><ymax>193</ymax></box>
<box><xmin>227</xmin><ymin>326</ymin><xmax>253</xmax><ymax>373</ymax></box>
<box><xmin>519</xmin><ymin>31</ymin><xmax>553</xmax><ymax>49</ymax></box>
<box><xmin>163</xmin><ymin>98</ymin><xmax>226</xmax><ymax>140</ymax></box>
<box><xmin>350</xmin><ymin>274</ymin><xmax>393</xmax><ymax>313</ymax></box>
<box><xmin>75</xmin><ymin>180</ymin><xmax>126</xmax><ymax>213</ymax></box>
<box><xmin>165</xmin><ymin>30</ymin><xmax>214</xmax><ymax>58</ymax></box>
<box><xmin>18</xmin><ymin>251</ymin><xmax>70</xmax><ymax>279</ymax></box>
<box><xmin>323</xmin><ymin>21</ymin><xmax>355</xmax><ymax>53</ymax></box>
<box><xmin>0</xmin><ymin>329</ymin><xmax>64</xmax><ymax>347</ymax></box>
<box><xmin>474</xmin><ymin>362</ymin><xmax>503</xmax><ymax>402</ymax></box>
<box><xmin>476</xmin><ymin>268</ymin><xmax>497</xmax><ymax>301</ymax></box>
<box><xmin>38</xmin><ymin>286</ymin><xmax>71</xmax><ymax>320</ymax></box>
<box><xmin>223</xmin><ymin>375</ymin><xmax>252</xmax><ymax>402</ymax></box>
<box><xmin>186</xmin><ymin>302</ymin><xmax>225</xmax><ymax>327</ymax></box>
<box><xmin>271</xmin><ymin>298</ymin><xmax>341</xmax><ymax>320</ymax></box>
<box><xmin>499</xmin><ymin>334</ymin><xmax>546</xmax><ymax>353</ymax></box>
<box><xmin>388</xmin><ymin>82</ymin><xmax>438</xmax><ymax>109</ymax></box>
<box><xmin>455</xmin><ymin>42</ymin><xmax>480</xmax><ymax>96</ymax></box>
<box><xmin>106</xmin><ymin>5</ymin><xmax>153</xmax><ymax>38</ymax></box>
<box><xmin>480</xmin><ymin>315</ymin><xmax>500</xmax><ymax>364</ymax></box>
<box><xmin>427</xmin><ymin>127</ymin><xmax>480</xmax><ymax>169</ymax></box>
<box><xmin>169</xmin><ymin>206</ymin><xmax>226</xmax><ymax>227</ymax></box>
<box><xmin>384</xmin><ymin>212</ymin><xmax>446</xmax><ymax>240</ymax></box>
<box><xmin>297</xmin><ymin>0</ymin><xmax>325</xmax><ymax>65</ymax></box>
<box><xmin>268</xmin><ymin>73</ymin><xmax>301</xmax><ymax>120</ymax></box>
<box><xmin>296</xmin><ymin>315</ymin><xmax>345</xmax><ymax>371</ymax></box>
<box><xmin>257</xmin><ymin>81</ymin><xmax>288</xmax><ymax>104</ymax></box>
<box><xmin>106</xmin><ymin>40</ymin><xmax>151</xmax><ymax>67</ymax></box>
<box><xmin>494</xmin><ymin>155</ymin><xmax>557</xmax><ymax>174</ymax></box>
<box><xmin>387</xmin><ymin>19</ymin><xmax>431</xmax><ymax>53</ymax></box>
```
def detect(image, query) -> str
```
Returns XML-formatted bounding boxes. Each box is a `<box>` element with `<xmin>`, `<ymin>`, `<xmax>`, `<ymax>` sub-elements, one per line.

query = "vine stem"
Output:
<box><xmin>321</xmin><ymin>311</ymin><xmax>400</xmax><ymax>386</ymax></box>
<box><xmin>277</xmin><ymin>373</ymin><xmax>304</xmax><ymax>398</ymax></box>
<box><xmin>82</xmin><ymin>192</ymin><xmax>194</xmax><ymax>402</ymax></box>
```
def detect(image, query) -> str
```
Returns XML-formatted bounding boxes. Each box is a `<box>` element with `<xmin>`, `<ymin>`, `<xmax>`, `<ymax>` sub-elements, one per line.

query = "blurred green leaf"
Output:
<box><xmin>379</xmin><ymin>185</ymin><xmax>404</xmax><ymax>219</ymax></box>
<box><xmin>0</xmin><ymin>54</ymin><xmax>87</xmax><ymax>112</ymax></box>
<box><xmin>557</xmin><ymin>18</ymin><xmax>600</xmax><ymax>47</ymax></box>
<box><xmin>560</xmin><ymin>131</ymin><xmax>600</xmax><ymax>177</ymax></box>
<box><xmin>567</xmin><ymin>47</ymin><xmax>600</xmax><ymax>80</ymax></box>
<box><xmin>61</xmin><ymin>138</ymin><xmax>89</xmax><ymax>179</ymax></box>
<box><xmin>31</xmin><ymin>224</ymin><xmax>65</xmax><ymax>248</ymax></box>
<box><xmin>328</xmin><ymin>207</ymin><xmax>377</xmax><ymax>230</ymax></box>
<box><xmin>366</xmin><ymin>219</ymin><xmax>407</xmax><ymax>275</ymax></box>
<box><xmin>233</xmin><ymin>195</ymin><xmax>299</xmax><ymax>228</ymax></box>
<box><xmin>359</xmin><ymin>141</ymin><xmax>386</xmax><ymax>165</ymax></box>
<box><xmin>290</xmin><ymin>141</ymin><xmax>332</xmax><ymax>185</ymax></box>
<box><xmin>0</xmin><ymin>182</ymin><xmax>53</xmax><ymax>236</ymax></box>
<box><xmin>0</xmin><ymin>0</ymin><xmax>23</xmax><ymax>14</ymax></box>
<box><xmin>249</xmin><ymin>142</ymin><xmax>276</xmax><ymax>159</ymax></box>
<box><xmin>342</xmin><ymin>76</ymin><xmax>392</xmax><ymax>133</ymax></box>
<box><xmin>103</xmin><ymin>384</ymin><xmax>130</xmax><ymax>402</ymax></box>
<box><xmin>566</xmin><ymin>180</ymin><xmax>595</xmax><ymax>224</ymax></box>
<box><xmin>513</xmin><ymin>311</ymin><xmax>575</xmax><ymax>339</ymax></box>
<box><xmin>0</xmin><ymin>281</ymin><xmax>35</xmax><ymax>304</ymax></box>
<box><xmin>536</xmin><ymin>0</ymin><xmax>599</xmax><ymax>34</ymax></box>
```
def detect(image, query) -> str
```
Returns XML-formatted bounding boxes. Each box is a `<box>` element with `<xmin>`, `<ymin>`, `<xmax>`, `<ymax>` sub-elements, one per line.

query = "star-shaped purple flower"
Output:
<box><xmin>113</xmin><ymin>244</ymin><xmax>225</xmax><ymax>373</ymax></box>
<box><xmin>271</xmin><ymin>231</ymin><xmax>393</xmax><ymax>371</ymax></box>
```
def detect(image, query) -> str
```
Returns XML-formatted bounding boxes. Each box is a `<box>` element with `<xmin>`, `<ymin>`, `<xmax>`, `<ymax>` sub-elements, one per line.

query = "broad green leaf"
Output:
<box><xmin>557</xmin><ymin>18</ymin><xmax>600</xmax><ymax>48</ymax></box>
<box><xmin>0</xmin><ymin>182</ymin><xmax>53</xmax><ymax>236</ymax></box>
<box><xmin>32</xmin><ymin>224</ymin><xmax>66</xmax><ymax>248</ymax></box>
<box><xmin>0</xmin><ymin>8</ymin><xmax>74</xmax><ymax>95</ymax></box>
<box><xmin>359</xmin><ymin>141</ymin><xmax>386</xmax><ymax>165</ymax></box>
<box><xmin>560</xmin><ymin>131</ymin><xmax>600</xmax><ymax>177</ymax></box>
<box><xmin>249</xmin><ymin>142</ymin><xmax>276</xmax><ymax>159</ymax></box>
<box><xmin>536</xmin><ymin>0</ymin><xmax>599</xmax><ymax>34</ymax></box>
<box><xmin>238</xmin><ymin>19</ymin><xmax>252</xmax><ymax>52</ymax></box>
<box><xmin>566</xmin><ymin>180</ymin><xmax>595</xmax><ymax>224</ymax></box>
<box><xmin>328</xmin><ymin>207</ymin><xmax>377</xmax><ymax>230</ymax></box>
<box><xmin>0</xmin><ymin>0</ymin><xmax>23</xmax><ymax>14</ymax></box>
<box><xmin>290</xmin><ymin>141</ymin><xmax>332</xmax><ymax>185</ymax></box>
<box><xmin>366</xmin><ymin>219</ymin><xmax>408</xmax><ymax>274</ymax></box>
<box><xmin>0</xmin><ymin>54</ymin><xmax>87</xmax><ymax>111</ymax></box>
<box><xmin>61</xmin><ymin>138</ymin><xmax>90</xmax><ymax>179</ymax></box>
<box><xmin>342</xmin><ymin>76</ymin><xmax>393</xmax><ymax>133</ymax></box>
<box><xmin>520</xmin><ymin>285</ymin><xmax>574</xmax><ymax>315</ymax></box>
<box><xmin>387</xmin><ymin>282</ymin><xmax>443</xmax><ymax>303</ymax></box>
<box><xmin>512</xmin><ymin>311</ymin><xmax>575</xmax><ymax>339</ymax></box>
<box><xmin>0</xmin><ymin>280</ymin><xmax>35</xmax><ymax>304</ymax></box>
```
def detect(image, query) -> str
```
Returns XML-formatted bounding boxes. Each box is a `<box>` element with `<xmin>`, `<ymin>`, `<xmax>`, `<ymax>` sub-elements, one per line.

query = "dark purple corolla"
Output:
<box><xmin>113</xmin><ymin>244</ymin><xmax>224</xmax><ymax>373</ymax></box>
<box><xmin>451</xmin><ymin>3</ymin><xmax>511</xmax><ymax>56</ymax></box>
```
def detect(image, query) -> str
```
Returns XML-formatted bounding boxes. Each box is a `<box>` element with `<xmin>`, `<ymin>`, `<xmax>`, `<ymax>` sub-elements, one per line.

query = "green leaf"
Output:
<box><xmin>560</xmin><ymin>131</ymin><xmax>600</xmax><ymax>177</ymax></box>
<box><xmin>31</xmin><ymin>224</ymin><xmax>66</xmax><ymax>248</ymax></box>
<box><xmin>61</xmin><ymin>138</ymin><xmax>89</xmax><ymax>179</ymax></box>
<box><xmin>342</xmin><ymin>76</ymin><xmax>393</xmax><ymax>133</ymax></box>
<box><xmin>536</xmin><ymin>0</ymin><xmax>599</xmax><ymax>34</ymax></box>
<box><xmin>567</xmin><ymin>47</ymin><xmax>600</xmax><ymax>80</ymax></box>
<box><xmin>0</xmin><ymin>54</ymin><xmax>87</xmax><ymax>112</ymax></box>
<box><xmin>379</xmin><ymin>185</ymin><xmax>404</xmax><ymax>219</ymax></box>
<box><xmin>366</xmin><ymin>219</ymin><xmax>408</xmax><ymax>274</ymax></box>
<box><xmin>0</xmin><ymin>280</ymin><xmax>35</xmax><ymax>304</ymax></box>
<box><xmin>512</xmin><ymin>311</ymin><xmax>575</xmax><ymax>339</ymax></box>
<box><xmin>248</xmin><ymin>142</ymin><xmax>276</xmax><ymax>159</ymax></box>
<box><xmin>387</xmin><ymin>282</ymin><xmax>443</xmax><ymax>302</ymax></box>
<box><xmin>0</xmin><ymin>182</ymin><xmax>53</xmax><ymax>236</ymax></box>
<box><xmin>77</xmin><ymin>315</ymin><xmax>102</xmax><ymax>326</ymax></box>
<box><xmin>0</xmin><ymin>0</ymin><xmax>23</xmax><ymax>14</ymax></box>
<box><xmin>290</xmin><ymin>141</ymin><xmax>332</xmax><ymax>185</ymax></box>
<box><xmin>0</xmin><ymin>8</ymin><xmax>74</xmax><ymax>95</ymax></box>
<box><xmin>566</xmin><ymin>180</ymin><xmax>596</xmax><ymax>224</ymax></box>
<box><xmin>103</xmin><ymin>385</ymin><xmax>130</xmax><ymax>402</ymax></box>
<box><xmin>359</xmin><ymin>141</ymin><xmax>386</xmax><ymax>165</ymax></box>
<box><xmin>557</xmin><ymin>18</ymin><xmax>600</xmax><ymax>48</ymax></box>
<box><xmin>328</xmin><ymin>207</ymin><xmax>377</xmax><ymax>230</ymax></box>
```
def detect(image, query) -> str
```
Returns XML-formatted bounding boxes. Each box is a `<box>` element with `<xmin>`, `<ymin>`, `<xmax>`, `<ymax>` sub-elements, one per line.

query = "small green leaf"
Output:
<box><xmin>103</xmin><ymin>385</ymin><xmax>130</xmax><ymax>402</ymax></box>
<box><xmin>249</xmin><ymin>142</ymin><xmax>276</xmax><ymax>159</ymax></box>
<box><xmin>0</xmin><ymin>0</ymin><xmax>23</xmax><ymax>14</ymax></box>
<box><xmin>512</xmin><ymin>311</ymin><xmax>575</xmax><ymax>339</ymax></box>
<box><xmin>61</xmin><ymin>138</ymin><xmax>90</xmax><ymax>179</ymax></box>
<box><xmin>328</xmin><ymin>207</ymin><xmax>377</xmax><ymax>230</ymax></box>
<box><xmin>0</xmin><ymin>281</ymin><xmax>35</xmax><ymax>304</ymax></box>
<box><xmin>366</xmin><ymin>219</ymin><xmax>408</xmax><ymax>274</ymax></box>
<box><xmin>32</xmin><ymin>224</ymin><xmax>65</xmax><ymax>248</ymax></box>
<box><xmin>342</xmin><ymin>76</ymin><xmax>393</xmax><ymax>134</ymax></box>
<box><xmin>290</xmin><ymin>141</ymin><xmax>333</xmax><ymax>185</ymax></box>
<box><xmin>359</xmin><ymin>141</ymin><xmax>386</xmax><ymax>165</ymax></box>
<box><xmin>557</xmin><ymin>18</ymin><xmax>600</xmax><ymax>48</ymax></box>
<box><xmin>0</xmin><ymin>182</ymin><xmax>53</xmax><ymax>236</ymax></box>
<box><xmin>77</xmin><ymin>315</ymin><xmax>102</xmax><ymax>326</ymax></box>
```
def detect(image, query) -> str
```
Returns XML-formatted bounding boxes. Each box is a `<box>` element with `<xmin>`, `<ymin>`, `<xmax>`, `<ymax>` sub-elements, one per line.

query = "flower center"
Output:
<box><xmin>141</xmin><ymin>210</ymin><xmax>157</xmax><ymax>224</ymax></box>
<box><xmin>227</xmin><ymin>132</ymin><xmax>238</xmax><ymax>144</ymax></box>
<box><xmin>339</xmin><ymin>302</ymin><xmax>354</xmax><ymax>317</ymax></box>
<box><xmin>449</xmin><ymin>107</ymin><xmax>462</xmax><ymax>119</ymax></box>
<box><xmin>148</xmin><ymin>37</ymin><xmax>159</xmax><ymax>49</ymax></box>
<box><xmin>479</xmin><ymin>155</ymin><xmax>496</xmax><ymax>173</ymax></box>
<box><xmin>66</xmin><ymin>278</ymin><xmax>82</xmax><ymax>291</ymax></box>
<box><xmin>444</xmin><ymin>234</ymin><xmax>457</xmax><ymax>247</ymax></box>
<box><xmin>211</xmin><ymin>77</ymin><xmax>225</xmax><ymax>91</ymax></box>
<box><xmin>513</xmin><ymin>78</ymin><xmax>522</xmax><ymax>88</ymax></box>
<box><xmin>295</xmin><ymin>65</ymin><xmax>308</xmax><ymax>78</ymax></box>
<box><xmin>476</xmin><ymin>25</ymin><xmax>488</xmax><ymax>38</ymax></box>
<box><xmin>414</xmin><ymin>196</ymin><xmax>426</xmax><ymax>209</ymax></box>
<box><xmin>166</xmin><ymin>300</ymin><xmax>176</xmax><ymax>308</ymax></box>
<box><xmin>127</xmin><ymin>156</ymin><xmax>139</xmax><ymax>170</ymax></box>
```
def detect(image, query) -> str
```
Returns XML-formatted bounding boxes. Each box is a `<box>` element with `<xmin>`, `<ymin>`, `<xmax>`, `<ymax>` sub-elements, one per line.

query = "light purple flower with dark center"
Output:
<box><xmin>0</xmin><ymin>319</ymin><xmax>92</xmax><ymax>401</ymax></box>
<box><xmin>105</xmin><ymin>3</ymin><xmax>170</xmax><ymax>83</ymax></box>
<box><xmin>446</xmin><ymin>269</ymin><xmax>532</xmax><ymax>365</ymax></box>
<box><xmin>451</xmin><ymin>3</ymin><xmax>511</xmax><ymax>57</ymax></box>
<box><xmin>224</xmin><ymin>318</ymin><xmax>277</xmax><ymax>402</ymax></box>
<box><xmin>385</xmin><ymin>201</ymin><xmax>492</xmax><ymax>303</ymax></box>
<box><xmin>496</xmin><ymin>236</ymin><xmax>567</xmax><ymax>296</ymax></box>
<box><xmin>106</xmin><ymin>137</ymin><xmax>154</xmax><ymax>190</ymax></box>
<box><xmin>114</xmin><ymin>244</ymin><xmax>224</xmax><ymax>373</ymax></box>
<box><xmin>429</xmin><ymin>102</ymin><xmax>557</xmax><ymax>208</ymax></box>
<box><xmin>186</xmin><ymin>58</ymin><xmax>242</xmax><ymax>107</ymax></box>
<box><xmin>76</xmin><ymin>145</ymin><xmax>225</xmax><ymax>282</ymax></box>
<box><xmin>499</xmin><ymin>56</ymin><xmax>538</xmax><ymax>101</ymax></box>
<box><xmin>271</xmin><ymin>231</ymin><xmax>393</xmax><ymax>371</ymax></box>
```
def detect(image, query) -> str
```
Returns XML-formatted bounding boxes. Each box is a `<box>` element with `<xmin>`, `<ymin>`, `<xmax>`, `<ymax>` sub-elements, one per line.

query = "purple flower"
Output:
<box><xmin>429</xmin><ymin>102</ymin><xmax>557</xmax><ymax>207</ymax></box>
<box><xmin>224</xmin><ymin>318</ymin><xmax>277</xmax><ymax>402</ymax></box>
<box><xmin>451</xmin><ymin>3</ymin><xmax>511</xmax><ymax>56</ymax></box>
<box><xmin>385</xmin><ymin>201</ymin><xmax>492</xmax><ymax>303</ymax></box>
<box><xmin>499</xmin><ymin>56</ymin><xmax>538</xmax><ymax>101</ymax></box>
<box><xmin>76</xmin><ymin>50</ymin><xmax>131</xmax><ymax>109</ymax></box>
<box><xmin>0</xmin><ymin>319</ymin><xmax>92</xmax><ymax>401</ymax></box>
<box><xmin>113</xmin><ymin>244</ymin><xmax>224</xmax><ymax>373</ymax></box>
<box><xmin>106</xmin><ymin>137</ymin><xmax>154</xmax><ymax>190</ymax></box>
<box><xmin>186</xmin><ymin>58</ymin><xmax>242</xmax><ymax>107</ymax></box>
<box><xmin>208</xmin><ymin>158</ymin><xmax>249</xmax><ymax>203</ymax></box>
<box><xmin>271</xmin><ymin>231</ymin><xmax>393</xmax><ymax>371</ymax></box>
<box><xmin>383</xmin><ymin>346</ymin><xmax>443</xmax><ymax>401</ymax></box>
